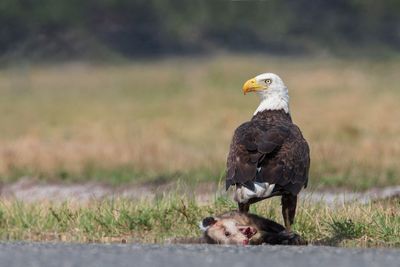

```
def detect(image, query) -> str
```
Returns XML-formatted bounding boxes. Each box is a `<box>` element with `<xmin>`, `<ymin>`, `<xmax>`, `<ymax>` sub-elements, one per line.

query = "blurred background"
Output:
<box><xmin>2</xmin><ymin>0</ymin><xmax>400</xmax><ymax>60</ymax></box>
<box><xmin>0</xmin><ymin>0</ymin><xmax>400</xmax><ymax>192</ymax></box>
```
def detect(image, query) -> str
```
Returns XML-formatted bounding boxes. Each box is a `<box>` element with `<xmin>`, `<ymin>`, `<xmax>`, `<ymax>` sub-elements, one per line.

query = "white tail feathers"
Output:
<box><xmin>234</xmin><ymin>182</ymin><xmax>275</xmax><ymax>203</ymax></box>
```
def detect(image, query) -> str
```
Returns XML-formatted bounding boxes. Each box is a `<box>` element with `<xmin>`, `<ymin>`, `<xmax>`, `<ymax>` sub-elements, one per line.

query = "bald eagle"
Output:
<box><xmin>226</xmin><ymin>73</ymin><xmax>310</xmax><ymax>232</ymax></box>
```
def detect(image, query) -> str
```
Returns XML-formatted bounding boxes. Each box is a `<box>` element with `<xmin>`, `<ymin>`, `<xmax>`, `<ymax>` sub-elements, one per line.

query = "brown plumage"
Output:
<box><xmin>226</xmin><ymin>73</ymin><xmax>310</xmax><ymax>232</ymax></box>
<box><xmin>226</xmin><ymin>110</ymin><xmax>309</xmax><ymax>194</ymax></box>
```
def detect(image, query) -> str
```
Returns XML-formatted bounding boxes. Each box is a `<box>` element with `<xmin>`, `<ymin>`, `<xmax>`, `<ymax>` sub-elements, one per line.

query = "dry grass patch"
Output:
<box><xmin>0</xmin><ymin>56</ymin><xmax>399</xmax><ymax>188</ymax></box>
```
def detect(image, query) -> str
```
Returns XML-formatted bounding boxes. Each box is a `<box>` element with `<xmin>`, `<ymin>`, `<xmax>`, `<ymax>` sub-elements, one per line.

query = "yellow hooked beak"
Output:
<box><xmin>242</xmin><ymin>78</ymin><xmax>266</xmax><ymax>95</ymax></box>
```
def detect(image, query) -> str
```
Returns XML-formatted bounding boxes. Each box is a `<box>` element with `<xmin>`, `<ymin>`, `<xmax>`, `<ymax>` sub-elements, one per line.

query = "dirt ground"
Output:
<box><xmin>1</xmin><ymin>178</ymin><xmax>399</xmax><ymax>205</ymax></box>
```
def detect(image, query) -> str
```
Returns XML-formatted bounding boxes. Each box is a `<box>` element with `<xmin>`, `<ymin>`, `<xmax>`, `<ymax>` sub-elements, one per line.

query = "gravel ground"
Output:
<box><xmin>2</xmin><ymin>179</ymin><xmax>400</xmax><ymax>205</ymax></box>
<box><xmin>0</xmin><ymin>243</ymin><xmax>398</xmax><ymax>267</ymax></box>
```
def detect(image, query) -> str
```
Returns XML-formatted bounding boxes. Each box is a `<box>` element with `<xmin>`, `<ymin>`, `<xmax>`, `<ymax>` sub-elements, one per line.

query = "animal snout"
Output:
<box><xmin>239</xmin><ymin>226</ymin><xmax>257</xmax><ymax>238</ymax></box>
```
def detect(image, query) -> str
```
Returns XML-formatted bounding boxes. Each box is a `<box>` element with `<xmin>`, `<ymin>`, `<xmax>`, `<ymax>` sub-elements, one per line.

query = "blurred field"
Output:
<box><xmin>0</xmin><ymin>55</ymin><xmax>399</xmax><ymax>189</ymax></box>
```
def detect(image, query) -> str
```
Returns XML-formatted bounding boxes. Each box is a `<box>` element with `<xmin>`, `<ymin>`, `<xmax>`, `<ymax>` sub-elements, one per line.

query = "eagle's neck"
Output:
<box><xmin>252</xmin><ymin>109</ymin><xmax>292</xmax><ymax>123</ymax></box>
<box><xmin>254</xmin><ymin>88</ymin><xmax>290</xmax><ymax>115</ymax></box>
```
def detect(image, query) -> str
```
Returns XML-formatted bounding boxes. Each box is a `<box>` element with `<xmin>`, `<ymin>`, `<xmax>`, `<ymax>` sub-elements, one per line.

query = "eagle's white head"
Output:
<box><xmin>242</xmin><ymin>73</ymin><xmax>289</xmax><ymax>115</ymax></box>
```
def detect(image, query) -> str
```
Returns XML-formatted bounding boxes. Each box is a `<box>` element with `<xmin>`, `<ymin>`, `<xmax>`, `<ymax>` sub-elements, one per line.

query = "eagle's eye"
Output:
<box><xmin>265</xmin><ymin>79</ymin><xmax>272</xmax><ymax>84</ymax></box>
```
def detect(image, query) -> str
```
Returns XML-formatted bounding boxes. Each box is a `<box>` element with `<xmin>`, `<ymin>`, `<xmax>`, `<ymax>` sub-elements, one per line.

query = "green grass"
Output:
<box><xmin>0</xmin><ymin>196</ymin><xmax>398</xmax><ymax>247</ymax></box>
<box><xmin>0</xmin><ymin>56</ymin><xmax>400</xmax><ymax>189</ymax></box>
<box><xmin>0</xmin><ymin>165</ymin><xmax>221</xmax><ymax>187</ymax></box>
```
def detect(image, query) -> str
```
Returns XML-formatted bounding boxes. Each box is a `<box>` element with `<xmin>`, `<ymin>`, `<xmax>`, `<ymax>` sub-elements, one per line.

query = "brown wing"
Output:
<box><xmin>225</xmin><ymin>120</ymin><xmax>310</xmax><ymax>195</ymax></box>
<box><xmin>225</xmin><ymin>120</ymin><xmax>290</xmax><ymax>190</ymax></box>
<box><xmin>260</xmin><ymin>124</ymin><xmax>310</xmax><ymax>195</ymax></box>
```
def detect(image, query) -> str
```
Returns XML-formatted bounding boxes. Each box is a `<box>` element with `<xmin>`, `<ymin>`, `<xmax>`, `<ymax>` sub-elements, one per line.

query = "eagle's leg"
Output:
<box><xmin>238</xmin><ymin>203</ymin><xmax>250</xmax><ymax>213</ymax></box>
<box><xmin>281</xmin><ymin>194</ymin><xmax>297</xmax><ymax>232</ymax></box>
